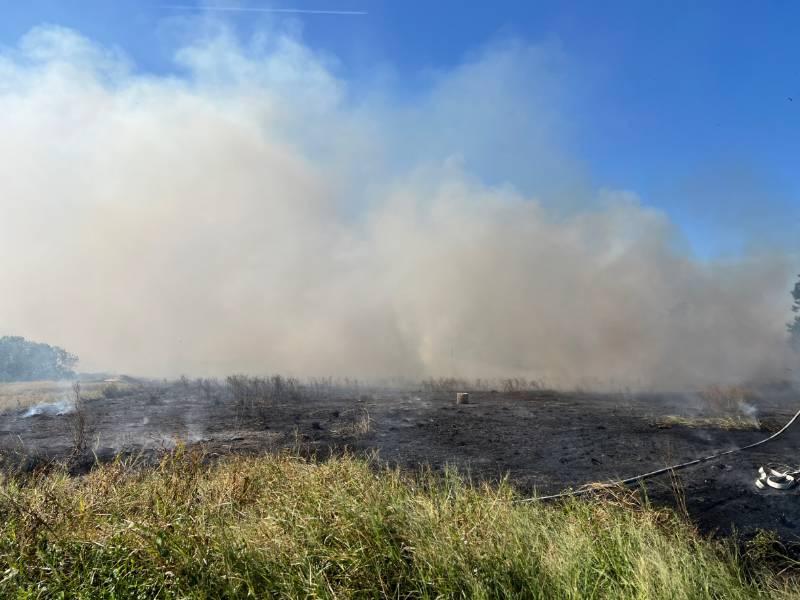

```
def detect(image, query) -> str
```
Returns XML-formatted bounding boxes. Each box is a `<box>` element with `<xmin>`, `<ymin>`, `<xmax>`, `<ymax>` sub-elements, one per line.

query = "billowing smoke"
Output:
<box><xmin>0</xmin><ymin>24</ymin><xmax>794</xmax><ymax>388</ymax></box>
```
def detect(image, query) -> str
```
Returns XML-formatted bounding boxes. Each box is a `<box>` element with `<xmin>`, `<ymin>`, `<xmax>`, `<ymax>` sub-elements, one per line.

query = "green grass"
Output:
<box><xmin>0</xmin><ymin>448</ymin><xmax>794</xmax><ymax>599</ymax></box>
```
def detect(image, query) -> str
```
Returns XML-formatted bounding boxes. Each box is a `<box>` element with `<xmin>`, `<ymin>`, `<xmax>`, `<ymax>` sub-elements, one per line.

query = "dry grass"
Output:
<box><xmin>0</xmin><ymin>380</ymin><xmax>133</xmax><ymax>412</ymax></box>
<box><xmin>0</xmin><ymin>381</ymin><xmax>73</xmax><ymax>412</ymax></box>
<box><xmin>654</xmin><ymin>415</ymin><xmax>762</xmax><ymax>431</ymax></box>
<box><xmin>0</xmin><ymin>449</ymin><xmax>796</xmax><ymax>598</ymax></box>
<box><xmin>331</xmin><ymin>408</ymin><xmax>372</xmax><ymax>438</ymax></box>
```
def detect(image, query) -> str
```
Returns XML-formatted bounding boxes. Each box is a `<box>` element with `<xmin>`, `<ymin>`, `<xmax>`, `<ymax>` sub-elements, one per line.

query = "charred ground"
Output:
<box><xmin>1</xmin><ymin>378</ymin><xmax>799</xmax><ymax>545</ymax></box>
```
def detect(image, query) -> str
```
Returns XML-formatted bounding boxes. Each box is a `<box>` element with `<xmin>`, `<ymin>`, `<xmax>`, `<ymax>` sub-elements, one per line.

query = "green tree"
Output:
<box><xmin>0</xmin><ymin>336</ymin><xmax>78</xmax><ymax>382</ymax></box>
<box><xmin>789</xmin><ymin>274</ymin><xmax>800</xmax><ymax>351</ymax></box>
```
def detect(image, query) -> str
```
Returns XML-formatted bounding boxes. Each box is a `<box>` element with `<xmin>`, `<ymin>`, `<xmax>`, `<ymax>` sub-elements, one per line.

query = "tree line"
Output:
<box><xmin>0</xmin><ymin>336</ymin><xmax>78</xmax><ymax>382</ymax></box>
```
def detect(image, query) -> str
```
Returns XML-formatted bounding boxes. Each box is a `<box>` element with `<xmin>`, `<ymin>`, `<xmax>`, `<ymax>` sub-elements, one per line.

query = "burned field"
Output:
<box><xmin>1</xmin><ymin>378</ymin><xmax>799</xmax><ymax>545</ymax></box>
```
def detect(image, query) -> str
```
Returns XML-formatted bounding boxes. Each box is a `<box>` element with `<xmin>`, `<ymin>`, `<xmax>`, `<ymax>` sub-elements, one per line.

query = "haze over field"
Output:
<box><xmin>0</xmin><ymin>23</ymin><xmax>795</xmax><ymax>387</ymax></box>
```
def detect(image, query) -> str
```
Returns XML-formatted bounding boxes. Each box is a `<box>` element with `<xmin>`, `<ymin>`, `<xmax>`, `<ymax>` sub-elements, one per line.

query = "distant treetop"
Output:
<box><xmin>790</xmin><ymin>275</ymin><xmax>800</xmax><ymax>352</ymax></box>
<box><xmin>0</xmin><ymin>336</ymin><xmax>78</xmax><ymax>382</ymax></box>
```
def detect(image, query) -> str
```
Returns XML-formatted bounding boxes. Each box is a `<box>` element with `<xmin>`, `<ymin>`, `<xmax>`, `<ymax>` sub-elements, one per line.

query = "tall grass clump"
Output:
<box><xmin>0</xmin><ymin>449</ymin><xmax>793</xmax><ymax>598</ymax></box>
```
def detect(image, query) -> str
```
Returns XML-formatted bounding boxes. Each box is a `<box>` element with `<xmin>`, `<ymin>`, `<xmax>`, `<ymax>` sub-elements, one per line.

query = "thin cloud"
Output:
<box><xmin>161</xmin><ymin>5</ymin><xmax>367</xmax><ymax>15</ymax></box>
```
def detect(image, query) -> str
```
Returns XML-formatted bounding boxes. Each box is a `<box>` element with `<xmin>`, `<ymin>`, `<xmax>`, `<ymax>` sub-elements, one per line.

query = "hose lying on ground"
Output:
<box><xmin>518</xmin><ymin>405</ymin><xmax>800</xmax><ymax>503</ymax></box>
<box><xmin>755</xmin><ymin>465</ymin><xmax>800</xmax><ymax>490</ymax></box>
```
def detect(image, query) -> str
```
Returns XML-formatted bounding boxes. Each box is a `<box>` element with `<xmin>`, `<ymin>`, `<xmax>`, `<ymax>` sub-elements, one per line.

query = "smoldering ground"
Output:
<box><xmin>3</xmin><ymin>377</ymin><xmax>800</xmax><ymax>543</ymax></box>
<box><xmin>0</xmin><ymin>23</ymin><xmax>795</xmax><ymax>388</ymax></box>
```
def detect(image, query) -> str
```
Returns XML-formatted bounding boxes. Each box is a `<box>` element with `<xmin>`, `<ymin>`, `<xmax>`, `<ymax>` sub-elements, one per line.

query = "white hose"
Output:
<box><xmin>755</xmin><ymin>465</ymin><xmax>798</xmax><ymax>490</ymax></box>
<box><xmin>518</xmin><ymin>406</ymin><xmax>800</xmax><ymax>503</ymax></box>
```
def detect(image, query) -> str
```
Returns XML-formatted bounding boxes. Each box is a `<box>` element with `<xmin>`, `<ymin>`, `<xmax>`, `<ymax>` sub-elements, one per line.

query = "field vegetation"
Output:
<box><xmin>654</xmin><ymin>415</ymin><xmax>763</xmax><ymax>431</ymax></box>
<box><xmin>0</xmin><ymin>448</ymin><xmax>796</xmax><ymax>598</ymax></box>
<box><xmin>0</xmin><ymin>380</ymin><xmax>133</xmax><ymax>413</ymax></box>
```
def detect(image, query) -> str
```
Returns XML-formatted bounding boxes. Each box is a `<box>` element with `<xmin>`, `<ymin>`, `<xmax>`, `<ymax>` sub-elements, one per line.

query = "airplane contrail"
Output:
<box><xmin>161</xmin><ymin>4</ymin><xmax>367</xmax><ymax>15</ymax></box>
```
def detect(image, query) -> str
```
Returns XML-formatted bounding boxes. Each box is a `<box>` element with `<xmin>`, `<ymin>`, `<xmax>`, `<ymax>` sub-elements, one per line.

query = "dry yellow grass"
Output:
<box><xmin>0</xmin><ymin>380</ymin><xmax>131</xmax><ymax>412</ymax></box>
<box><xmin>331</xmin><ymin>407</ymin><xmax>372</xmax><ymax>438</ymax></box>
<box><xmin>654</xmin><ymin>414</ymin><xmax>762</xmax><ymax>431</ymax></box>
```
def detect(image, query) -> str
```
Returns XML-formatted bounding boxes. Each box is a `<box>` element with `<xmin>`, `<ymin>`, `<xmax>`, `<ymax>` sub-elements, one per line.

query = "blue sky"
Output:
<box><xmin>1</xmin><ymin>0</ymin><xmax>798</xmax><ymax>258</ymax></box>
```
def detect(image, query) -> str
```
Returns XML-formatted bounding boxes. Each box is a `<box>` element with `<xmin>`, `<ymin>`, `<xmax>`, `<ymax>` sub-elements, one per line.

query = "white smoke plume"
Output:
<box><xmin>0</xmin><ymin>24</ymin><xmax>794</xmax><ymax>388</ymax></box>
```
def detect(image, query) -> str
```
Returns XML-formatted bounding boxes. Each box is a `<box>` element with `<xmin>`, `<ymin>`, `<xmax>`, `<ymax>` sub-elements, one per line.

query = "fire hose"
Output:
<box><xmin>518</xmin><ymin>406</ymin><xmax>800</xmax><ymax>503</ymax></box>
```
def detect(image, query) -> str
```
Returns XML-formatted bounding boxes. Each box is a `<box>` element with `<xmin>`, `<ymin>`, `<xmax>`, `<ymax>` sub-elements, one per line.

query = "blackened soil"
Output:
<box><xmin>2</xmin><ymin>382</ymin><xmax>799</xmax><ymax>545</ymax></box>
